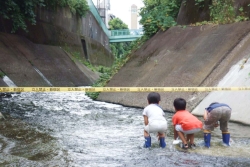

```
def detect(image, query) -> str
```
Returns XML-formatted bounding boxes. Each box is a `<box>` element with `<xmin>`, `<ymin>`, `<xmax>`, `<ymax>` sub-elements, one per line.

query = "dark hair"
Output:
<box><xmin>147</xmin><ymin>92</ymin><xmax>161</xmax><ymax>104</ymax></box>
<box><xmin>173</xmin><ymin>98</ymin><xmax>186</xmax><ymax>111</ymax></box>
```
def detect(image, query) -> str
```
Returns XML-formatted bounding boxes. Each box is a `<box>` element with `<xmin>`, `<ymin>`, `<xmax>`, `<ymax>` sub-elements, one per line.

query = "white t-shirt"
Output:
<box><xmin>143</xmin><ymin>104</ymin><xmax>166</xmax><ymax>122</ymax></box>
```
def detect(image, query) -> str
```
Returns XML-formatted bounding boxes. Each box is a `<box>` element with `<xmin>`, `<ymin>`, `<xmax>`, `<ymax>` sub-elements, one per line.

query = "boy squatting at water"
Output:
<box><xmin>172</xmin><ymin>98</ymin><xmax>203</xmax><ymax>149</ymax></box>
<box><xmin>143</xmin><ymin>92</ymin><xmax>168</xmax><ymax>148</ymax></box>
<box><xmin>203</xmin><ymin>102</ymin><xmax>231</xmax><ymax>147</ymax></box>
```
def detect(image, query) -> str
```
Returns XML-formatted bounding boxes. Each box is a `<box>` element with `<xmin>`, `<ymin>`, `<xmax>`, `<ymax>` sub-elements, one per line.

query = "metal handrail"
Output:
<box><xmin>109</xmin><ymin>29</ymin><xmax>144</xmax><ymax>36</ymax></box>
<box><xmin>87</xmin><ymin>0</ymin><xmax>110</xmax><ymax>36</ymax></box>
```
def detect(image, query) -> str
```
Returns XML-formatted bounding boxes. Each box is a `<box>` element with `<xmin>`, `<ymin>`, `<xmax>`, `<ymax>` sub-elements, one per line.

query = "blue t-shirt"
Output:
<box><xmin>205</xmin><ymin>103</ymin><xmax>231</xmax><ymax>112</ymax></box>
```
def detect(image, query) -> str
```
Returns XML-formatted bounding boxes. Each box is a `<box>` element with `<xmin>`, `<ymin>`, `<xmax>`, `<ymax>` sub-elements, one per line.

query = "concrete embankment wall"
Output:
<box><xmin>0</xmin><ymin>80</ymin><xmax>7</xmax><ymax>87</ymax></box>
<box><xmin>0</xmin><ymin>6</ymin><xmax>114</xmax><ymax>87</ymax></box>
<box><xmin>97</xmin><ymin>21</ymin><xmax>250</xmax><ymax>125</ymax></box>
<box><xmin>0</xmin><ymin>32</ymin><xmax>95</xmax><ymax>86</ymax></box>
<box><xmin>22</xmin><ymin>7</ymin><xmax>114</xmax><ymax>67</ymax></box>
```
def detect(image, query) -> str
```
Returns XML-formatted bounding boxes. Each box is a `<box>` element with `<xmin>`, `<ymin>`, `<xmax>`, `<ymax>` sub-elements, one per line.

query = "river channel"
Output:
<box><xmin>0</xmin><ymin>92</ymin><xmax>250</xmax><ymax>167</ymax></box>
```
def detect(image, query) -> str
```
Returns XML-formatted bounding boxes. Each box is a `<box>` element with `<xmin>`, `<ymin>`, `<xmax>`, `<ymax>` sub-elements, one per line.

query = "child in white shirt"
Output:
<box><xmin>143</xmin><ymin>92</ymin><xmax>168</xmax><ymax>148</ymax></box>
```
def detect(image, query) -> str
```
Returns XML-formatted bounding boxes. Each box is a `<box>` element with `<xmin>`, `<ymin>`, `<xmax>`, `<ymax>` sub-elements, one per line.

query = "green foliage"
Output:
<box><xmin>86</xmin><ymin>17</ymin><xmax>144</xmax><ymax>99</ymax></box>
<box><xmin>210</xmin><ymin>0</ymin><xmax>235</xmax><ymax>24</ymax></box>
<box><xmin>235</xmin><ymin>7</ymin><xmax>249</xmax><ymax>22</ymax></box>
<box><xmin>86</xmin><ymin>57</ymin><xmax>130</xmax><ymax>99</ymax></box>
<box><xmin>127</xmin><ymin>35</ymin><xmax>149</xmax><ymax>55</ymax></box>
<box><xmin>44</xmin><ymin>0</ymin><xmax>89</xmax><ymax>16</ymax></box>
<box><xmin>110</xmin><ymin>42</ymin><xmax>131</xmax><ymax>58</ymax></box>
<box><xmin>108</xmin><ymin>18</ymin><xmax>128</xmax><ymax>30</ymax></box>
<box><xmin>108</xmin><ymin>18</ymin><xmax>131</xmax><ymax>59</ymax></box>
<box><xmin>0</xmin><ymin>0</ymin><xmax>44</xmax><ymax>33</ymax></box>
<box><xmin>0</xmin><ymin>0</ymin><xmax>89</xmax><ymax>33</ymax></box>
<box><xmin>139</xmin><ymin>0</ymin><xmax>181</xmax><ymax>37</ymax></box>
<box><xmin>0</xmin><ymin>71</ymin><xmax>5</xmax><ymax>78</ymax></box>
<box><xmin>62</xmin><ymin>42</ymin><xmax>128</xmax><ymax>100</ymax></box>
<box><xmin>209</xmin><ymin>0</ymin><xmax>248</xmax><ymax>24</ymax></box>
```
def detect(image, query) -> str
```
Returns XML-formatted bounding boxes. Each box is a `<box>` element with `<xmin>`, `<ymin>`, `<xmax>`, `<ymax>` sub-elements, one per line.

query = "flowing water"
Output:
<box><xmin>0</xmin><ymin>92</ymin><xmax>250</xmax><ymax>167</ymax></box>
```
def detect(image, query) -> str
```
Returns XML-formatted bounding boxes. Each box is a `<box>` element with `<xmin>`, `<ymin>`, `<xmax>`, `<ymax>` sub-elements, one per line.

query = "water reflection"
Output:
<box><xmin>0</xmin><ymin>92</ymin><xmax>250</xmax><ymax>166</ymax></box>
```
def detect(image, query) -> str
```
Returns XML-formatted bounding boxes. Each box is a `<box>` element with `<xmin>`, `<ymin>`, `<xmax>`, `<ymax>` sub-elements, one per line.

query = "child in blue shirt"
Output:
<box><xmin>203</xmin><ymin>102</ymin><xmax>231</xmax><ymax>147</ymax></box>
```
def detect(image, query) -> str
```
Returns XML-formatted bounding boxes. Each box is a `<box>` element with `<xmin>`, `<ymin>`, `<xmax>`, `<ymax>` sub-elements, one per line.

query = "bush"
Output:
<box><xmin>210</xmin><ymin>0</ymin><xmax>235</xmax><ymax>24</ymax></box>
<box><xmin>139</xmin><ymin>0</ymin><xmax>182</xmax><ymax>38</ymax></box>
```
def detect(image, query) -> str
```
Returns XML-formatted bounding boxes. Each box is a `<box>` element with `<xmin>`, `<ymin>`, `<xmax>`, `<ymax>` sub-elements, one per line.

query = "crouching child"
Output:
<box><xmin>143</xmin><ymin>92</ymin><xmax>168</xmax><ymax>148</ymax></box>
<box><xmin>172</xmin><ymin>98</ymin><xmax>203</xmax><ymax>149</ymax></box>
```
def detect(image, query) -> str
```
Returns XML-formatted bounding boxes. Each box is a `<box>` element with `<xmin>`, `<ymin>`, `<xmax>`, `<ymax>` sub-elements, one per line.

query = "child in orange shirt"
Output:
<box><xmin>172</xmin><ymin>98</ymin><xmax>203</xmax><ymax>149</ymax></box>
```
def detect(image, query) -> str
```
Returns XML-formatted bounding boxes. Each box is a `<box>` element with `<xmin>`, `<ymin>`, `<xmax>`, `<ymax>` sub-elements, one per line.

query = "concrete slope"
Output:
<box><xmin>0</xmin><ymin>32</ymin><xmax>94</xmax><ymax>86</ymax></box>
<box><xmin>0</xmin><ymin>33</ymin><xmax>49</xmax><ymax>86</ymax></box>
<box><xmin>192</xmin><ymin>58</ymin><xmax>250</xmax><ymax>125</ymax></box>
<box><xmin>0</xmin><ymin>79</ymin><xmax>7</xmax><ymax>86</ymax></box>
<box><xmin>98</xmin><ymin>21</ymin><xmax>250</xmax><ymax>120</ymax></box>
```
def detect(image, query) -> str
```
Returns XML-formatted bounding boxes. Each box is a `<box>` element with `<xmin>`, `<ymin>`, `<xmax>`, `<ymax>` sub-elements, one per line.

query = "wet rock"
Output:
<box><xmin>0</xmin><ymin>93</ymin><xmax>12</xmax><ymax>98</ymax></box>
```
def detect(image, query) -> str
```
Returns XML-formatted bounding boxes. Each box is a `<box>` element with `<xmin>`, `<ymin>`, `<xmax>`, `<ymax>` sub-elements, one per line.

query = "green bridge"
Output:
<box><xmin>88</xmin><ymin>0</ymin><xmax>143</xmax><ymax>43</ymax></box>
<box><xmin>109</xmin><ymin>29</ymin><xmax>143</xmax><ymax>42</ymax></box>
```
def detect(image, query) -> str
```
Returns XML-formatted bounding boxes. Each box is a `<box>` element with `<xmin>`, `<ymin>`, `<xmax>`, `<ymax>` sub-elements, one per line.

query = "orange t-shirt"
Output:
<box><xmin>172</xmin><ymin>110</ymin><xmax>203</xmax><ymax>131</ymax></box>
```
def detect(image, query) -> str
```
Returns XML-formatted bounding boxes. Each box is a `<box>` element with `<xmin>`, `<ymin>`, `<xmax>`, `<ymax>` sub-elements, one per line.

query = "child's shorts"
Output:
<box><xmin>175</xmin><ymin>124</ymin><xmax>201</xmax><ymax>134</ymax></box>
<box><xmin>204</xmin><ymin>106</ymin><xmax>231</xmax><ymax>131</ymax></box>
<box><xmin>144</xmin><ymin>120</ymin><xmax>168</xmax><ymax>134</ymax></box>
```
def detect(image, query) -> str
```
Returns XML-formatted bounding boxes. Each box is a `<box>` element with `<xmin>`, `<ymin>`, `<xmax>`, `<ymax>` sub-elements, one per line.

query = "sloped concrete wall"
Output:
<box><xmin>0</xmin><ymin>32</ymin><xmax>96</xmax><ymax>86</ymax></box>
<box><xmin>0</xmin><ymin>79</ymin><xmax>7</xmax><ymax>87</ymax></box>
<box><xmin>0</xmin><ymin>5</ymin><xmax>114</xmax><ymax>86</ymax></box>
<box><xmin>0</xmin><ymin>7</ymin><xmax>114</xmax><ymax>67</ymax></box>
<box><xmin>97</xmin><ymin>21</ymin><xmax>250</xmax><ymax>125</ymax></box>
<box><xmin>192</xmin><ymin>32</ymin><xmax>250</xmax><ymax>124</ymax></box>
<box><xmin>35</xmin><ymin>7</ymin><xmax>109</xmax><ymax>49</ymax></box>
<box><xmin>193</xmin><ymin>59</ymin><xmax>250</xmax><ymax>125</ymax></box>
<box><xmin>33</xmin><ymin>7</ymin><xmax>113</xmax><ymax>67</ymax></box>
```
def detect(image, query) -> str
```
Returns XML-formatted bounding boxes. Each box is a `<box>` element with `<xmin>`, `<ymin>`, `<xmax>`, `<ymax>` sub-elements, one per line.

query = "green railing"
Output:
<box><xmin>87</xmin><ymin>0</ymin><xmax>110</xmax><ymax>36</ymax></box>
<box><xmin>109</xmin><ymin>29</ymin><xmax>143</xmax><ymax>36</ymax></box>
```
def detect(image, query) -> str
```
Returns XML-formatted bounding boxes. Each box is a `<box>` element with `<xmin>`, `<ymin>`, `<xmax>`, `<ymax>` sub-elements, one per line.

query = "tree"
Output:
<box><xmin>108</xmin><ymin>18</ymin><xmax>128</xmax><ymax>30</ymax></box>
<box><xmin>139</xmin><ymin>0</ymin><xmax>182</xmax><ymax>37</ymax></box>
<box><xmin>0</xmin><ymin>0</ymin><xmax>44</xmax><ymax>33</ymax></box>
<box><xmin>108</xmin><ymin>18</ymin><xmax>130</xmax><ymax>58</ymax></box>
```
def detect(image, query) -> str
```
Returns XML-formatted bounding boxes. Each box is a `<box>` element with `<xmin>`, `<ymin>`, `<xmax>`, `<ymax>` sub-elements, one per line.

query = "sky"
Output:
<box><xmin>108</xmin><ymin>0</ymin><xmax>144</xmax><ymax>29</ymax></box>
